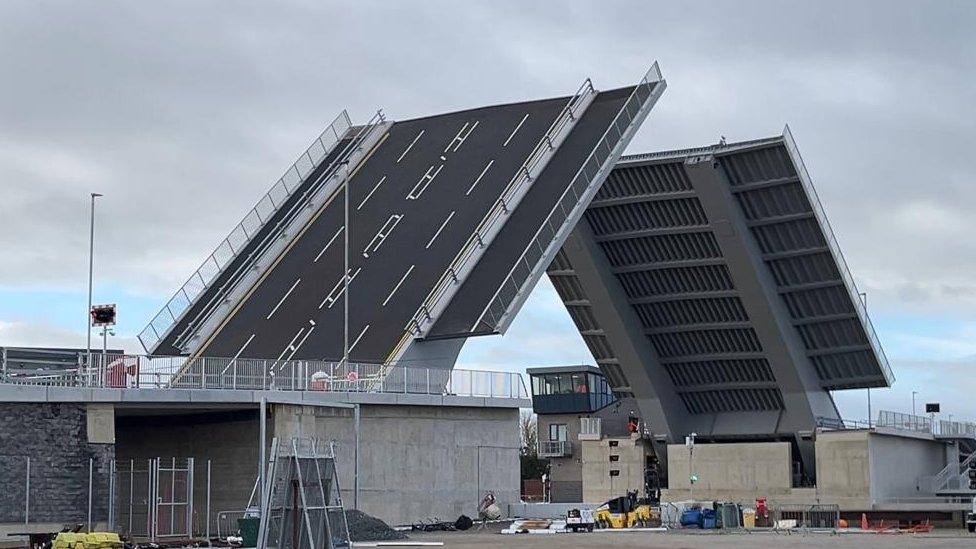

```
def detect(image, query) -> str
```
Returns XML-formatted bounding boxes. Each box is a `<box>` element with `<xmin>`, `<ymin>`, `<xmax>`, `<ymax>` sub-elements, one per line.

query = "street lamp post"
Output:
<box><xmin>686</xmin><ymin>432</ymin><xmax>697</xmax><ymax>502</ymax></box>
<box><xmin>86</xmin><ymin>193</ymin><xmax>103</xmax><ymax>365</ymax></box>
<box><xmin>341</xmin><ymin>162</ymin><xmax>351</xmax><ymax>369</ymax></box>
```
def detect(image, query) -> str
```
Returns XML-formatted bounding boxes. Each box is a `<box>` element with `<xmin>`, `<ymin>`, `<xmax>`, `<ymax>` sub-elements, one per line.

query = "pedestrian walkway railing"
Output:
<box><xmin>404</xmin><ymin>75</ymin><xmax>597</xmax><ymax>339</ymax></box>
<box><xmin>477</xmin><ymin>62</ymin><xmax>665</xmax><ymax>333</ymax></box>
<box><xmin>875</xmin><ymin>410</ymin><xmax>976</xmax><ymax>438</ymax></box>
<box><xmin>139</xmin><ymin>111</ymin><xmax>353</xmax><ymax>352</ymax></box>
<box><xmin>783</xmin><ymin>125</ymin><xmax>895</xmax><ymax>386</ymax></box>
<box><xmin>0</xmin><ymin>352</ymin><xmax>529</xmax><ymax>399</ymax></box>
<box><xmin>876</xmin><ymin>410</ymin><xmax>932</xmax><ymax>433</ymax></box>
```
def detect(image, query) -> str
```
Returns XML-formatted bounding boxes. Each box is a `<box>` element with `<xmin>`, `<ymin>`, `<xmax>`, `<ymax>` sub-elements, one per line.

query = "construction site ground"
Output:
<box><xmin>405</xmin><ymin>523</ymin><xmax>975</xmax><ymax>547</ymax></box>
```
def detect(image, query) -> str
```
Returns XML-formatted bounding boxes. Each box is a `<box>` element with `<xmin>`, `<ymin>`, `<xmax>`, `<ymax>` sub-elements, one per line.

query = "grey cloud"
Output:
<box><xmin>1</xmin><ymin>1</ymin><xmax>975</xmax><ymax>339</ymax></box>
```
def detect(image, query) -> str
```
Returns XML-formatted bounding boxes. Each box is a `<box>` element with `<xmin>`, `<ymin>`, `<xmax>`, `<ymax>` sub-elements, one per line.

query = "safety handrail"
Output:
<box><xmin>404</xmin><ymin>77</ymin><xmax>596</xmax><ymax>337</ymax></box>
<box><xmin>477</xmin><ymin>62</ymin><xmax>664</xmax><ymax>332</ymax></box>
<box><xmin>167</xmin><ymin>111</ymin><xmax>386</xmax><ymax>353</ymax></box>
<box><xmin>0</xmin><ymin>352</ymin><xmax>530</xmax><ymax>399</ymax></box>
<box><xmin>139</xmin><ymin>111</ymin><xmax>353</xmax><ymax>351</ymax></box>
<box><xmin>782</xmin><ymin>125</ymin><xmax>895</xmax><ymax>385</ymax></box>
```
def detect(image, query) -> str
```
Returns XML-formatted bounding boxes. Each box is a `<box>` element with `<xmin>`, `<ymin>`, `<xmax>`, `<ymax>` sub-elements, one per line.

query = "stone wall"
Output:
<box><xmin>0</xmin><ymin>403</ymin><xmax>114</xmax><ymax>524</ymax></box>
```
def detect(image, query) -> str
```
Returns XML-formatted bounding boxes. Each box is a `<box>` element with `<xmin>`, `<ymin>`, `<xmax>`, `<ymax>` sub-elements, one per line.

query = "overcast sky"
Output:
<box><xmin>1</xmin><ymin>0</ymin><xmax>974</xmax><ymax>421</ymax></box>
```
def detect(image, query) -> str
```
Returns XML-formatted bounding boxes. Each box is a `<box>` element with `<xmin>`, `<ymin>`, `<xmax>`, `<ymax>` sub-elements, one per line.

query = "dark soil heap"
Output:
<box><xmin>344</xmin><ymin>509</ymin><xmax>408</xmax><ymax>541</ymax></box>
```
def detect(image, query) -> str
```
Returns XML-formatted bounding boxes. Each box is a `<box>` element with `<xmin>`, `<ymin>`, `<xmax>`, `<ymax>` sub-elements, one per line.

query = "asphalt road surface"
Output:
<box><xmin>427</xmin><ymin>86</ymin><xmax>642</xmax><ymax>339</ymax></box>
<box><xmin>407</xmin><ymin>523</ymin><xmax>975</xmax><ymax>548</ymax></box>
<box><xmin>195</xmin><ymin>96</ymin><xmax>573</xmax><ymax>362</ymax></box>
<box><xmin>152</xmin><ymin>136</ymin><xmax>355</xmax><ymax>356</ymax></box>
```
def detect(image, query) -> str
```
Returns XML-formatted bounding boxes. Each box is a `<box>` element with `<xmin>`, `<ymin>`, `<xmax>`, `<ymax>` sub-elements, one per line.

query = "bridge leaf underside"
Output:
<box><xmin>548</xmin><ymin>136</ymin><xmax>890</xmax><ymax>438</ymax></box>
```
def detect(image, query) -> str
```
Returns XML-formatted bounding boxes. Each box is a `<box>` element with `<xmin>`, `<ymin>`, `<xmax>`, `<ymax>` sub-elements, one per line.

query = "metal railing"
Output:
<box><xmin>476</xmin><ymin>62</ymin><xmax>664</xmax><ymax>333</ymax></box>
<box><xmin>876</xmin><ymin>410</ymin><xmax>976</xmax><ymax>438</ymax></box>
<box><xmin>538</xmin><ymin>440</ymin><xmax>573</xmax><ymax>457</ymax></box>
<box><xmin>0</xmin><ymin>352</ymin><xmax>529</xmax><ymax>399</ymax></box>
<box><xmin>773</xmin><ymin>504</ymin><xmax>840</xmax><ymax>529</ymax></box>
<box><xmin>138</xmin><ymin>111</ymin><xmax>357</xmax><ymax>353</ymax></box>
<box><xmin>404</xmin><ymin>76</ymin><xmax>597</xmax><ymax>338</ymax></box>
<box><xmin>921</xmin><ymin>451</ymin><xmax>976</xmax><ymax>494</ymax></box>
<box><xmin>782</xmin><ymin>125</ymin><xmax>895</xmax><ymax>385</ymax></box>
<box><xmin>814</xmin><ymin>416</ymin><xmax>873</xmax><ymax>430</ymax></box>
<box><xmin>876</xmin><ymin>410</ymin><xmax>932</xmax><ymax>433</ymax></box>
<box><xmin>939</xmin><ymin>419</ymin><xmax>976</xmax><ymax>438</ymax></box>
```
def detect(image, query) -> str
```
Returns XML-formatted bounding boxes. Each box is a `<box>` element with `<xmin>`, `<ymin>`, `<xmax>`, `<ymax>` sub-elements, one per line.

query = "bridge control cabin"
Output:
<box><xmin>527</xmin><ymin>365</ymin><xmax>654</xmax><ymax>503</ymax></box>
<box><xmin>528</xmin><ymin>364</ymin><xmax>617</xmax><ymax>415</ymax></box>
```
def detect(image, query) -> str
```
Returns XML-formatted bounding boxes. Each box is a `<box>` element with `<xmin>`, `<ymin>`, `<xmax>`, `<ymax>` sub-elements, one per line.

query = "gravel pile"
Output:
<box><xmin>344</xmin><ymin>509</ymin><xmax>408</xmax><ymax>542</ymax></box>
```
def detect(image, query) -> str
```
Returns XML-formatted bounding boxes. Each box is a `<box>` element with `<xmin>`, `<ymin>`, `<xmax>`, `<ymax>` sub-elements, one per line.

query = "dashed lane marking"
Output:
<box><xmin>314</xmin><ymin>227</ymin><xmax>344</xmax><ymax>263</ymax></box>
<box><xmin>349</xmin><ymin>324</ymin><xmax>370</xmax><ymax>352</ymax></box>
<box><xmin>407</xmin><ymin>165</ymin><xmax>444</xmax><ymax>200</ymax></box>
<box><xmin>503</xmin><ymin>114</ymin><xmax>529</xmax><ymax>146</ymax></box>
<box><xmin>425</xmin><ymin>211</ymin><xmax>455</xmax><ymax>249</ymax></box>
<box><xmin>357</xmin><ymin>175</ymin><xmax>386</xmax><ymax>211</ymax></box>
<box><xmin>232</xmin><ymin>334</ymin><xmax>256</xmax><ymax>360</ymax></box>
<box><xmin>266</xmin><ymin>278</ymin><xmax>301</xmax><ymax>319</ymax></box>
<box><xmin>363</xmin><ymin>214</ymin><xmax>403</xmax><ymax>257</ymax></box>
<box><xmin>382</xmin><ymin>265</ymin><xmax>415</xmax><ymax>307</ymax></box>
<box><xmin>466</xmin><ymin>160</ymin><xmax>494</xmax><ymax>196</ymax></box>
<box><xmin>396</xmin><ymin>130</ymin><xmax>424</xmax><ymax>163</ymax></box>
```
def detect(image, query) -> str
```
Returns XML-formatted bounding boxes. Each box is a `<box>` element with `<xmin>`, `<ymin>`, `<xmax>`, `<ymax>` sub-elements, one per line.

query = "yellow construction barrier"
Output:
<box><xmin>743</xmin><ymin>509</ymin><xmax>756</xmax><ymax>529</ymax></box>
<box><xmin>53</xmin><ymin>532</ymin><xmax>122</xmax><ymax>549</ymax></box>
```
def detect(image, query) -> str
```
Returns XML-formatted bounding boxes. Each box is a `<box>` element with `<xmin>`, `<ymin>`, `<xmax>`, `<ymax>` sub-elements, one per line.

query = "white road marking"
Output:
<box><xmin>363</xmin><ymin>214</ymin><xmax>403</xmax><ymax>257</ymax></box>
<box><xmin>286</xmin><ymin>320</ymin><xmax>317</xmax><ymax>360</ymax></box>
<box><xmin>357</xmin><ymin>175</ymin><xmax>386</xmax><ymax>211</ymax></box>
<box><xmin>466</xmin><ymin>160</ymin><xmax>494</xmax><ymax>196</ymax></box>
<box><xmin>320</xmin><ymin>267</ymin><xmax>362</xmax><ymax>309</ymax></box>
<box><xmin>382</xmin><ymin>265</ymin><xmax>415</xmax><ymax>307</ymax></box>
<box><xmin>314</xmin><ymin>227</ymin><xmax>344</xmax><ymax>263</ymax></box>
<box><xmin>349</xmin><ymin>324</ymin><xmax>370</xmax><ymax>352</ymax></box>
<box><xmin>266</xmin><ymin>278</ymin><xmax>301</xmax><ymax>319</ymax></box>
<box><xmin>407</xmin><ymin>165</ymin><xmax>444</xmax><ymax>200</ymax></box>
<box><xmin>444</xmin><ymin>122</ymin><xmax>470</xmax><ymax>153</ymax></box>
<box><xmin>278</xmin><ymin>327</ymin><xmax>306</xmax><ymax>361</ymax></box>
<box><xmin>426</xmin><ymin>211</ymin><xmax>455</xmax><ymax>249</ymax></box>
<box><xmin>396</xmin><ymin>130</ymin><xmax>425</xmax><ymax>163</ymax></box>
<box><xmin>503</xmin><ymin>114</ymin><xmax>529</xmax><ymax>146</ymax></box>
<box><xmin>443</xmin><ymin>120</ymin><xmax>480</xmax><ymax>153</ymax></box>
<box><xmin>232</xmin><ymin>334</ymin><xmax>256</xmax><ymax>360</ymax></box>
<box><xmin>453</xmin><ymin>120</ymin><xmax>478</xmax><ymax>152</ymax></box>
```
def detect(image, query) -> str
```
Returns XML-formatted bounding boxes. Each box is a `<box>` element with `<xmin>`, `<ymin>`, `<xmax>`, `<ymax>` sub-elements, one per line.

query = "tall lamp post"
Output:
<box><xmin>86</xmin><ymin>193</ymin><xmax>103</xmax><ymax>364</ymax></box>
<box><xmin>341</xmin><ymin>161</ymin><xmax>351</xmax><ymax>369</ymax></box>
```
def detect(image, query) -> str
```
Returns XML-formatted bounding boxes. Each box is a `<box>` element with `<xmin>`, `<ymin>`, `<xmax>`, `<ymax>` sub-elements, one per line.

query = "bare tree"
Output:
<box><xmin>519</xmin><ymin>409</ymin><xmax>538</xmax><ymax>456</ymax></box>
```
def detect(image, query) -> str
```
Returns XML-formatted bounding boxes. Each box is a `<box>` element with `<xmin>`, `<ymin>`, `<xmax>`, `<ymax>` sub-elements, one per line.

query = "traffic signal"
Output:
<box><xmin>91</xmin><ymin>304</ymin><xmax>117</xmax><ymax>327</ymax></box>
<box><xmin>968</xmin><ymin>460</ymin><xmax>976</xmax><ymax>491</ymax></box>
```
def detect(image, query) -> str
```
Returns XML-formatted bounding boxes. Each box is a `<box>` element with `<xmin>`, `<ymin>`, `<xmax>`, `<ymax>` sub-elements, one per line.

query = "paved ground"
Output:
<box><xmin>405</xmin><ymin>523</ymin><xmax>976</xmax><ymax>548</ymax></box>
